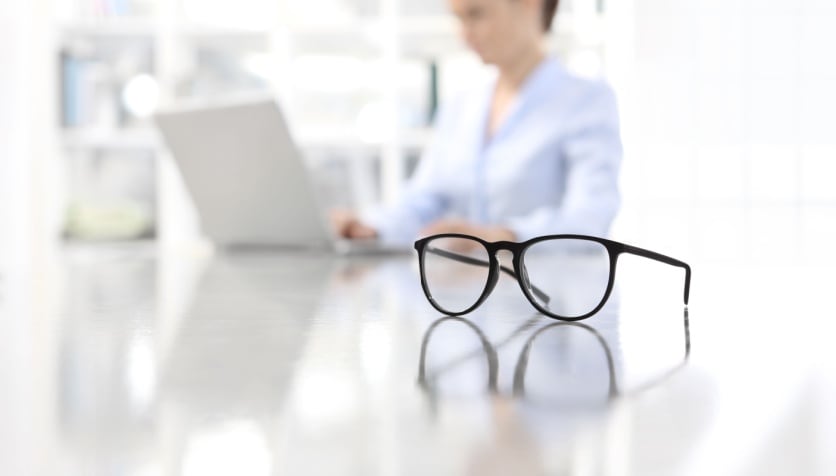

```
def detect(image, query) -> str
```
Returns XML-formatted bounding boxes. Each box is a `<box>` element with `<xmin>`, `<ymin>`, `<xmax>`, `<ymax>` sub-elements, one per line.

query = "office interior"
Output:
<box><xmin>1</xmin><ymin>0</ymin><xmax>836</xmax><ymax>475</ymax></box>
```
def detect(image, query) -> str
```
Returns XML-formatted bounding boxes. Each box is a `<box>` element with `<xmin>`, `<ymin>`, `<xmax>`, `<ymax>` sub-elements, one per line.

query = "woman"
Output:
<box><xmin>333</xmin><ymin>0</ymin><xmax>621</xmax><ymax>245</ymax></box>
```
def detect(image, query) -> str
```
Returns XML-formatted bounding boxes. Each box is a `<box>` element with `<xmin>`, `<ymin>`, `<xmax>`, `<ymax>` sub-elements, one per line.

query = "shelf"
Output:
<box><xmin>56</xmin><ymin>14</ymin><xmax>604</xmax><ymax>49</ymax></box>
<box><xmin>58</xmin><ymin>18</ymin><xmax>159</xmax><ymax>38</ymax></box>
<box><xmin>62</xmin><ymin>128</ymin><xmax>160</xmax><ymax>150</ymax></box>
<box><xmin>60</xmin><ymin>125</ymin><xmax>431</xmax><ymax>153</ymax></box>
<box><xmin>297</xmin><ymin>126</ymin><xmax>432</xmax><ymax>150</ymax></box>
<box><xmin>285</xmin><ymin>14</ymin><xmax>603</xmax><ymax>38</ymax></box>
<box><xmin>180</xmin><ymin>24</ymin><xmax>275</xmax><ymax>41</ymax></box>
<box><xmin>56</xmin><ymin>14</ymin><xmax>602</xmax><ymax>36</ymax></box>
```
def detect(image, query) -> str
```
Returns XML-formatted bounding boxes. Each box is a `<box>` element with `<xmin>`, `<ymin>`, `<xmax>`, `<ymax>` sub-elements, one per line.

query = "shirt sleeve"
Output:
<box><xmin>361</xmin><ymin>101</ymin><xmax>458</xmax><ymax>245</ymax></box>
<box><xmin>506</xmin><ymin>82</ymin><xmax>622</xmax><ymax>241</ymax></box>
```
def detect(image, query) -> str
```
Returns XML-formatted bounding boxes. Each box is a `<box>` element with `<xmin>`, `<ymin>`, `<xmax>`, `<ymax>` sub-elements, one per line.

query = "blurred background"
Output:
<box><xmin>2</xmin><ymin>3</ymin><xmax>836</xmax><ymax>475</ymax></box>
<box><xmin>1</xmin><ymin>0</ymin><xmax>836</xmax><ymax>267</ymax></box>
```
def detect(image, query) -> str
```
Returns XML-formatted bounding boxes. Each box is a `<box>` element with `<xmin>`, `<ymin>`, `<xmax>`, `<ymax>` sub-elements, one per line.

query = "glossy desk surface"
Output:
<box><xmin>1</xmin><ymin>245</ymin><xmax>834</xmax><ymax>475</ymax></box>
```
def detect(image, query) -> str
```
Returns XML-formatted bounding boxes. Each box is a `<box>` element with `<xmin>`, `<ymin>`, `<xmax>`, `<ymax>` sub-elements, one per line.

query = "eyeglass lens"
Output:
<box><xmin>521</xmin><ymin>238</ymin><xmax>611</xmax><ymax>318</ymax></box>
<box><xmin>422</xmin><ymin>236</ymin><xmax>491</xmax><ymax>314</ymax></box>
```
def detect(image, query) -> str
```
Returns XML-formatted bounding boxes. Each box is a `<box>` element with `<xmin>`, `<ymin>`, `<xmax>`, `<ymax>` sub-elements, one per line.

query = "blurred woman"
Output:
<box><xmin>333</xmin><ymin>0</ymin><xmax>621</xmax><ymax>244</ymax></box>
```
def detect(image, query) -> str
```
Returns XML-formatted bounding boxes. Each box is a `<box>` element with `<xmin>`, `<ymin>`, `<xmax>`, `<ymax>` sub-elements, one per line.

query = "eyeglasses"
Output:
<box><xmin>413</xmin><ymin>234</ymin><xmax>691</xmax><ymax>321</ymax></box>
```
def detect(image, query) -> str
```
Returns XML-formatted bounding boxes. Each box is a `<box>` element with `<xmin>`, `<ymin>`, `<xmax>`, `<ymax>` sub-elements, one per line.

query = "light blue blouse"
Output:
<box><xmin>365</xmin><ymin>57</ymin><xmax>622</xmax><ymax>244</ymax></box>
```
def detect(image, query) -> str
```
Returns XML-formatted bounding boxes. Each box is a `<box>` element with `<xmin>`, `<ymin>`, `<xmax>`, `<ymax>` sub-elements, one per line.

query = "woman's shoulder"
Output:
<box><xmin>545</xmin><ymin>58</ymin><xmax>617</xmax><ymax>108</ymax></box>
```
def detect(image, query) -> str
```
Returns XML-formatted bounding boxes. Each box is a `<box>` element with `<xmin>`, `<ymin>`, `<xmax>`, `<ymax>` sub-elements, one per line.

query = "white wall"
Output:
<box><xmin>613</xmin><ymin>0</ymin><xmax>836</xmax><ymax>264</ymax></box>
<box><xmin>0</xmin><ymin>0</ymin><xmax>29</xmax><ymax>464</ymax></box>
<box><xmin>0</xmin><ymin>1</ymin><xmax>48</xmax><ymax>473</ymax></box>
<box><xmin>0</xmin><ymin>2</ymin><xmax>32</xmax><ymax>274</ymax></box>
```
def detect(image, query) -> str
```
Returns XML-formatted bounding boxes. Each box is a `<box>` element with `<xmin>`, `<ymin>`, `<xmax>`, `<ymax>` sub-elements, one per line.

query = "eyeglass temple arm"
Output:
<box><xmin>621</xmin><ymin>244</ymin><xmax>691</xmax><ymax>305</ymax></box>
<box><xmin>425</xmin><ymin>247</ymin><xmax>551</xmax><ymax>305</ymax></box>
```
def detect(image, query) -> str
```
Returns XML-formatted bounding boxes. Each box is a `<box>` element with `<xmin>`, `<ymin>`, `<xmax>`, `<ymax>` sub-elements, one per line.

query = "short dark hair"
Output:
<box><xmin>542</xmin><ymin>0</ymin><xmax>559</xmax><ymax>32</ymax></box>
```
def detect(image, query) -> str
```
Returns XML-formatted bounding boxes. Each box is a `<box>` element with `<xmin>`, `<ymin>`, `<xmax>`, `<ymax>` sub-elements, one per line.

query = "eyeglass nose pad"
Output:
<box><xmin>519</xmin><ymin>262</ymin><xmax>548</xmax><ymax>309</ymax></box>
<box><xmin>520</xmin><ymin>262</ymin><xmax>533</xmax><ymax>291</ymax></box>
<box><xmin>484</xmin><ymin>257</ymin><xmax>501</xmax><ymax>297</ymax></box>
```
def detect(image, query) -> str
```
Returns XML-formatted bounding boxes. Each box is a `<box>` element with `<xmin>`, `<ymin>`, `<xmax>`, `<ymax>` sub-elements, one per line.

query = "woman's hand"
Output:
<box><xmin>420</xmin><ymin>219</ymin><xmax>516</xmax><ymax>243</ymax></box>
<box><xmin>330</xmin><ymin>209</ymin><xmax>379</xmax><ymax>239</ymax></box>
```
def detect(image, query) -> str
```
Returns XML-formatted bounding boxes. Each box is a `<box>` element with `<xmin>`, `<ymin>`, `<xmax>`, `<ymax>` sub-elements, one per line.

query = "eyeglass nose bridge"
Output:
<box><xmin>481</xmin><ymin>243</ymin><xmax>551</xmax><ymax>308</ymax></box>
<box><xmin>484</xmin><ymin>240</ymin><xmax>523</xmax><ymax>276</ymax></box>
<box><xmin>487</xmin><ymin>240</ymin><xmax>522</xmax><ymax>253</ymax></box>
<box><xmin>485</xmin><ymin>241</ymin><xmax>525</xmax><ymax>272</ymax></box>
<box><xmin>482</xmin><ymin>245</ymin><xmax>541</xmax><ymax>304</ymax></box>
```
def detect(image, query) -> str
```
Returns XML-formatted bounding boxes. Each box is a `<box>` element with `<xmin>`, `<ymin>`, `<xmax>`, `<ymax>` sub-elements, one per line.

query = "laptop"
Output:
<box><xmin>154</xmin><ymin>95</ymin><xmax>409</xmax><ymax>255</ymax></box>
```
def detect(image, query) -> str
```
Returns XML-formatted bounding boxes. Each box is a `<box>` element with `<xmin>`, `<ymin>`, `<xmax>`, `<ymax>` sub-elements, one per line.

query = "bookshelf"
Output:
<box><xmin>52</xmin><ymin>0</ymin><xmax>609</xmax><ymax>243</ymax></box>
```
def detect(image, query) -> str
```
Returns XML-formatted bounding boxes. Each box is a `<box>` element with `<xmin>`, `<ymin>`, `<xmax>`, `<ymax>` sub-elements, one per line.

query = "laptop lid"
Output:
<box><xmin>154</xmin><ymin>96</ymin><xmax>336</xmax><ymax>249</ymax></box>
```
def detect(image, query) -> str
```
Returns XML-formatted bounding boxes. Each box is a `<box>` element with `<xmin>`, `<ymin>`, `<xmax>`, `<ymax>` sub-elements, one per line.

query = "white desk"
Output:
<box><xmin>0</xmin><ymin>245</ymin><xmax>833</xmax><ymax>475</ymax></box>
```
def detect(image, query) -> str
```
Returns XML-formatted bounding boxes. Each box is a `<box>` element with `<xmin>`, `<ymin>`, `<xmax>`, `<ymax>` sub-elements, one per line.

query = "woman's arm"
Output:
<box><xmin>360</xmin><ymin>100</ymin><xmax>464</xmax><ymax>243</ymax></box>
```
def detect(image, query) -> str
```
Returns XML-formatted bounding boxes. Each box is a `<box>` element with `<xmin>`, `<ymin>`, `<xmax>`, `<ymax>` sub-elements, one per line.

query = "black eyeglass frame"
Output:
<box><xmin>414</xmin><ymin>233</ymin><xmax>691</xmax><ymax>321</ymax></box>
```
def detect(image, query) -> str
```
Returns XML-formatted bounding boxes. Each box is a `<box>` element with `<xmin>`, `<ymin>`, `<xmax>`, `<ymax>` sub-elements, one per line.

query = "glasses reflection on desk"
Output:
<box><xmin>417</xmin><ymin>307</ymin><xmax>691</xmax><ymax>410</ymax></box>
